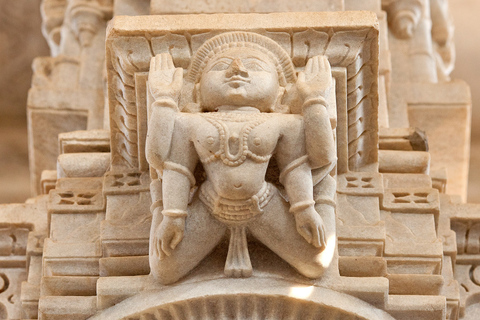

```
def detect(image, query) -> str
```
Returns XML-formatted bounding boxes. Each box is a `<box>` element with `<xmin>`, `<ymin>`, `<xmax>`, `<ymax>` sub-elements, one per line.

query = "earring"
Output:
<box><xmin>271</xmin><ymin>87</ymin><xmax>286</xmax><ymax>113</ymax></box>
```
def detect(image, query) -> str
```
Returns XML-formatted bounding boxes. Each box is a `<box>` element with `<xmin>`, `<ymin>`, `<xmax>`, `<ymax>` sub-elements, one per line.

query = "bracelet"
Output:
<box><xmin>303</xmin><ymin>96</ymin><xmax>328</xmax><ymax>109</ymax></box>
<box><xmin>279</xmin><ymin>155</ymin><xmax>309</xmax><ymax>185</ymax></box>
<box><xmin>313</xmin><ymin>196</ymin><xmax>336</xmax><ymax>208</ymax></box>
<box><xmin>162</xmin><ymin>209</ymin><xmax>188</xmax><ymax>218</ymax></box>
<box><xmin>150</xmin><ymin>200</ymin><xmax>163</xmax><ymax>213</ymax></box>
<box><xmin>289</xmin><ymin>200</ymin><xmax>316</xmax><ymax>214</ymax></box>
<box><xmin>152</xmin><ymin>98</ymin><xmax>178</xmax><ymax>110</ymax></box>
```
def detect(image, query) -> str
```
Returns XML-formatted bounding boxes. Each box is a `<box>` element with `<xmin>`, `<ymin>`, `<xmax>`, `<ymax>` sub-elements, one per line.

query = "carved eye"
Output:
<box><xmin>253</xmin><ymin>138</ymin><xmax>261</xmax><ymax>146</ymax></box>
<box><xmin>207</xmin><ymin>136</ymin><xmax>215</xmax><ymax>144</ymax></box>
<box><xmin>210</xmin><ymin>61</ymin><xmax>230</xmax><ymax>71</ymax></box>
<box><xmin>244</xmin><ymin>61</ymin><xmax>265</xmax><ymax>71</ymax></box>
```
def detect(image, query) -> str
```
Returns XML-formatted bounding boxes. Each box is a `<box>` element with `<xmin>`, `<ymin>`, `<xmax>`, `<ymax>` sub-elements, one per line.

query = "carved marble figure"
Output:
<box><xmin>145</xmin><ymin>32</ymin><xmax>337</xmax><ymax>284</ymax></box>
<box><xmin>4</xmin><ymin>3</ymin><xmax>479</xmax><ymax>318</ymax></box>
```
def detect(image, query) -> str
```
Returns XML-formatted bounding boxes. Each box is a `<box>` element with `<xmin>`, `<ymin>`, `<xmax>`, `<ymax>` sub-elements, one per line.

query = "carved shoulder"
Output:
<box><xmin>275</xmin><ymin>114</ymin><xmax>307</xmax><ymax>170</ymax></box>
<box><xmin>146</xmin><ymin>110</ymin><xmax>198</xmax><ymax>171</ymax></box>
<box><xmin>279</xmin><ymin>114</ymin><xmax>304</xmax><ymax>138</ymax></box>
<box><xmin>173</xmin><ymin>112</ymin><xmax>195</xmax><ymax>139</ymax></box>
<box><xmin>166</xmin><ymin>113</ymin><xmax>199</xmax><ymax>170</ymax></box>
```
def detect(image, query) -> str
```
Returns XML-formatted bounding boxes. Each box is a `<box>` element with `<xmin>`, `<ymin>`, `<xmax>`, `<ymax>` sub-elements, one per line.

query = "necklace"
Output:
<box><xmin>200</xmin><ymin>112</ymin><xmax>273</xmax><ymax>166</ymax></box>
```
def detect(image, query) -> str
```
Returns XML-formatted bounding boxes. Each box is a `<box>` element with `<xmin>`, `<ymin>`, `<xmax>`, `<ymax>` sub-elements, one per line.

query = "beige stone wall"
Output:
<box><xmin>450</xmin><ymin>0</ymin><xmax>480</xmax><ymax>202</ymax></box>
<box><xmin>0</xmin><ymin>0</ymin><xmax>48</xmax><ymax>203</ymax></box>
<box><xmin>0</xmin><ymin>0</ymin><xmax>49</xmax><ymax>117</ymax></box>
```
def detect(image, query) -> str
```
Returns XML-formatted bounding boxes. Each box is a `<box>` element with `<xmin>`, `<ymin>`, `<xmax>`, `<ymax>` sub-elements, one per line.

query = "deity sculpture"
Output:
<box><xmin>146</xmin><ymin>32</ymin><xmax>337</xmax><ymax>284</ymax></box>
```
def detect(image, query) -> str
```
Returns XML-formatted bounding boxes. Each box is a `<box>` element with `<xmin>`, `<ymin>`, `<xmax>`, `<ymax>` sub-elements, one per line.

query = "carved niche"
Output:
<box><xmin>97</xmin><ymin>11</ymin><xmax>382</xmax><ymax>319</ymax></box>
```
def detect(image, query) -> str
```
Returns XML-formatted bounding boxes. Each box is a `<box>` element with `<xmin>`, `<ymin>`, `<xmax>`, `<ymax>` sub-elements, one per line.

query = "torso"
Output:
<box><xmin>195</xmin><ymin>112</ymin><xmax>279</xmax><ymax>166</ymax></box>
<box><xmin>182</xmin><ymin>111</ymin><xmax>302</xmax><ymax>199</ymax></box>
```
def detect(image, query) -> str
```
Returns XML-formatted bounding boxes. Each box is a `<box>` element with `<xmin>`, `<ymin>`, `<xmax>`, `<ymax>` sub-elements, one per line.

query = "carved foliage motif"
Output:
<box><xmin>107</xmin><ymin>24</ymin><xmax>378</xmax><ymax>172</ymax></box>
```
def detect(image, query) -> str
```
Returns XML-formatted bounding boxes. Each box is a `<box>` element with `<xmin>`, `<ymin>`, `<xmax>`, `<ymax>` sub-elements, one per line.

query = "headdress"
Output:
<box><xmin>186</xmin><ymin>32</ymin><xmax>296</xmax><ymax>86</ymax></box>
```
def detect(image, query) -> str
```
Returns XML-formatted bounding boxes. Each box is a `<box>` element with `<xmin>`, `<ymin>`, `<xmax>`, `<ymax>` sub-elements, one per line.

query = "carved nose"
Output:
<box><xmin>226</xmin><ymin>58</ymin><xmax>248</xmax><ymax>78</ymax></box>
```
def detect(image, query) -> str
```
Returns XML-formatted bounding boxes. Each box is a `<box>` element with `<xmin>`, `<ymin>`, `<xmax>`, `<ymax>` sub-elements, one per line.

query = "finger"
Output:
<box><xmin>322</xmin><ymin>56</ymin><xmax>332</xmax><ymax>75</ymax></box>
<box><xmin>161</xmin><ymin>238</ymin><xmax>173</xmax><ymax>257</ymax></box>
<box><xmin>154</xmin><ymin>239</ymin><xmax>160</xmax><ymax>257</ymax></box>
<box><xmin>149</xmin><ymin>56</ymin><xmax>156</xmax><ymax>72</ymax></box>
<box><xmin>320</xmin><ymin>226</ymin><xmax>327</xmax><ymax>248</ymax></box>
<box><xmin>155</xmin><ymin>54</ymin><xmax>162</xmax><ymax>71</ymax></box>
<box><xmin>311</xmin><ymin>227</ymin><xmax>321</xmax><ymax>248</ymax></box>
<box><xmin>167</xmin><ymin>53</ymin><xmax>175</xmax><ymax>69</ymax></box>
<box><xmin>170</xmin><ymin>230</ymin><xmax>184</xmax><ymax>250</ymax></box>
<box><xmin>312</xmin><ymin>55</ymin><xmax>320</xmax><ymax>74</ymax></box>
<box><xmin>158</xmin><ymin>241</ymin><xmax>167</xmax><ymax>260</ymax></box>
<box><xmin>161</xmin><ymin>53</ymin><xmax>168</xmax><ymax>70</ymax></box>
<box><xmin>173</xmin><ymin>68</ymin><xmax>184</xmax><ymax>86</ymax></box>
<box><xmin>318</xmin><ymin>55</ymin><xmax>326</xmax><ymax>69</ymax></box>
<box><xmin>305</xmin><ymin>57</ymin><xmax>313</xmax><ymax>74</ymax></box>
<box><xmin>298</xmin><ymin>71</ymin><xmax>305</xmax><ymax>83</ymax></box>
<box><xmin>298</xmin><ymin>226</ymin><xmax>312</xmax><ymax>244</ymax></box>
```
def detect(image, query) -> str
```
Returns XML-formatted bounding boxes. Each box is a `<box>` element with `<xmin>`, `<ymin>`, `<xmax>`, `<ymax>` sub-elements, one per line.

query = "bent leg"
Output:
<box><xmin>149</xmin><ymin>196</ymin><xmax>226</xmax><ymax>284</ymax></box>
<box><xmin>249</xmin><ymin>183</ymin><xmax>336</xmax><ymax>279</ymax></box>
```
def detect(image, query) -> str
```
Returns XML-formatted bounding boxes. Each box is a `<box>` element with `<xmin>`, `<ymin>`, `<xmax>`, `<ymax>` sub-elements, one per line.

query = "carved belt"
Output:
<box><xmin>199</xmin><ymin>180</ymin><xmax>274</xmax><ymax>224</ymax></box>
<box><xmin>199</xmin><ymin>180</ymin><xmax>276</xmax><ymax>278</ymax></box>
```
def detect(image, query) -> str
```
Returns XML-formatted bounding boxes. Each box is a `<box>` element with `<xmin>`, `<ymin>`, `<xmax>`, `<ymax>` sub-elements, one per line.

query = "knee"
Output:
<box><xmin>293</xmin><ymin>243</ymin><xmax>336</xmax><ymax>279</ymax></box>
<box><xmin>295</xmin><ymin>260</ymin><xmax>326</xmax><ymax>279</ymax></box>
<box><xmin>149</xmin><ymin>257</ymin><xmax>185</xmax><ymax>285</ymax></box>
<box><xmin>150</xmin><ymin>265</ymin><xmax>184</xmax><ymax>285</ymax></box>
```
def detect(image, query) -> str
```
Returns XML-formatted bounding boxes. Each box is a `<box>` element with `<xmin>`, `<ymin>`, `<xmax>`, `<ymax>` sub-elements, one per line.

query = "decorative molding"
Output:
<box><xmin>91</xmin><ymin>278</ymin><xmax>395</xmax><ymax>320</ymax></box>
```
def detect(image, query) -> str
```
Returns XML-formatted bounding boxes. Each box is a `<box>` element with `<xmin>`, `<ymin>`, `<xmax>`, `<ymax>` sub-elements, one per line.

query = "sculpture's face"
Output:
<box><xmin>198</xmin><ymin>47</ymin><xmax>281</xmax><ymax>112</ymax></box>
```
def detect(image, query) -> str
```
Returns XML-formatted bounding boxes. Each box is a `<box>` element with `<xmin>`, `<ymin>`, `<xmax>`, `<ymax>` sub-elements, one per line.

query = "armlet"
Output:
<box><xmin>164</xmin><ymin>161</ymin><xmax>196</xmax><ymax>187</ymax></box>
<box><xmin>279</xmin><ymin>155</ymin><xmax>309</xmax><ymax>185</ymax></box>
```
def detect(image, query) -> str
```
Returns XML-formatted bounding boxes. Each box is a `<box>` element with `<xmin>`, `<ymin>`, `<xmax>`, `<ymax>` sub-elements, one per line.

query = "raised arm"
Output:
<box><xmin>145</xmin><ymin>53</ymin><xmax>198</xmax><ymax>259</ymax></box>
<box><xmin>296</xmin><ymin>55</ymin><xmax>336</xmax><ymax>172</ymax></box>
<box><xmin>146</xmin><ymin>52</ymin><xmax>184</xmax><ymax>170</ymax></box>
<box><xmin>146</xmin><ymin>52</ymin><xmax>184</xmax><ymax>217</ymax></box>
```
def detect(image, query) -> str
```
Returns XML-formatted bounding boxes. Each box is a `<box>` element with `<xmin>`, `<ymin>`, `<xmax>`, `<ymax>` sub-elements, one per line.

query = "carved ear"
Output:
<box><xmin>271</xmin><ymin>86</ymin><xmax>288</xmax><ymax>113</ymax></box>
<box><xmin>271</xmin><ymin>86</ymin><xmax>285</xmax><ymax>110</ymax></box>
<box><xmin>283</xmin><ymin>83</ymin><xmax>302</xmax><ymax>114</ymax></box>
<box><xmin>194</xmin><ymin>83</ymin><xmax>201</xmax><ymax>104</ymax></box>
<box><xmin>277</xmin><ymin>86</ymin><xmax>286</xmax><ymax>102</ymax></box>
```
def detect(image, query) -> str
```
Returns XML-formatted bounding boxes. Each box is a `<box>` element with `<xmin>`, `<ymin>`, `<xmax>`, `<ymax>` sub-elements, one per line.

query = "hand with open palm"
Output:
<box><xmin>297</xmin><ymin>55</ymin><xmax>332</xmax><ymax>103</ymax></box>
<box><xmin>148</xmin><ymin>52</ymin><xmax>183</xmax><ymax>103</ymax></box>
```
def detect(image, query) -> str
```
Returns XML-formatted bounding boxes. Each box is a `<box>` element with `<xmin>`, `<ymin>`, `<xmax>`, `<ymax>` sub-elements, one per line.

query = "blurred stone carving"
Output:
<box><xmin>383</xmin><ymin>0</ymin><xmax>423</xmax><ymax>39</ymax></box>
<box><xmin>430</xmin><ymin>0</ymin><xmax>455</xmax><ymax>81</ymax></box>
<box><xmin>28</xmin><ymin>0</ymin><xmax>113</xmax><ymax>196</ymax></box>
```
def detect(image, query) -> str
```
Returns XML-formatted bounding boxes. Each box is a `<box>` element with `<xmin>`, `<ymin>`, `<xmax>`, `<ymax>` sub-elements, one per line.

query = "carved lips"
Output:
<box><xmin>225</xmin><ymin>75</ymin><xmax>251</xmax><ymax>88</ymax></box>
